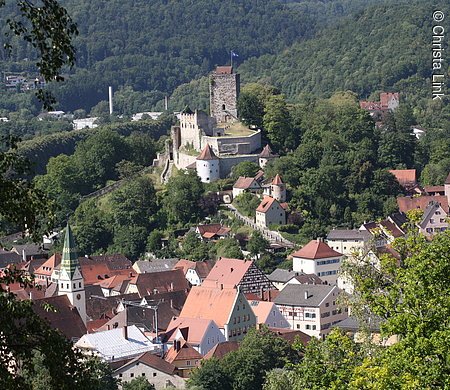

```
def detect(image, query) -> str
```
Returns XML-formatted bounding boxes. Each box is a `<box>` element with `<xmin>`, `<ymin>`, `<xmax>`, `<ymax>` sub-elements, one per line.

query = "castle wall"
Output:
<box><xmin>219</xmin><ymin>154</ymin><xmax>258</xmax><ymax>177</ymax></box>
<box><xmin>202</xmin><ymin>130</ymin><xmax>261</xmax><ymax>156</ymax></box>
<box><xmin>210</xmin><ymin>73</ymin><xmax>240</xmax><ymax>122</ymax></box>
<box><xmin>174</xmin><ymin>151</ymin><xmax>197</xmax><ymax>170</ymax></box>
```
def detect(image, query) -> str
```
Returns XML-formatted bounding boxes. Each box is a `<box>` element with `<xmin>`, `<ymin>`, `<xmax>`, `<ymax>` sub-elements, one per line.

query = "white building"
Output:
<box><xmin>255</xmin><ymin>196</ymin><xmax>286</xmax><ymax>228</ymax></box>
<box><xmin>232</xmin><ymin>177</ymin><xmax>261</xmax><ymax>199</ymax></box>
<box><xmin>292</xmin><ymin>239</ymin><xmax>343</xmax><ymax>285</ymax></box>
<box><xmin>326</xmin><ymin>229</ymin><xmax>372</xmax><ymax>257</ymax></box>
<box><xmin>249</xmin><ymin>300</ymin><xmax>290</xmax><ymax>329</ymax></box>
<box><xmin>274</xmin><ymin>284</ymin><xmax>347</xmax><ymax>338</ymax></box>
<box><xmin>73</xmin><ymin>117</ymin><xmax>99</xmax><ymax>130</ymax></box>
<box><xmin>196</xmin><ymin>144</ymin><xmax>220</xmax><ymax>183</ymax></box>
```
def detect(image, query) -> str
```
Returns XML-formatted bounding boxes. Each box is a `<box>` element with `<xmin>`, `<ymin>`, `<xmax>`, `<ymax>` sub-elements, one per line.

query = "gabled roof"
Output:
<box><xmin>129</xmin><ymin>269</ymin><xmax>189</xmax><ymax>297</ymax></box>
<box><xmin>86</xmin><ymin>293</ymin><xmax>140</xmax><ymax>321</ymax></box>
<box><xmin>291</xmin><ymin>240</ymin><xmax>342</xmax><ymax>260</ymax></box>
<box><xmin>249</xmin><ymin>300</ymin><xmax>278</xmax><ymax>324</ymax></box>
<box><xmin>256</xmin><ymin>196</ymin><xmax>280</xmax><ymax>213</ymax></box>
<box><xmin>75</xmin><ymin>325</ymin><xmax>156</xmax><ymax>360</ymax></box>
<box><xmin>133</xmin><ymin>258</ymin><xmax>179</xmax><ymax>274</ymax></box>
<box><xmin>35</xmin><ymin>253</ymin><xmax>61</xmax><ymax>277</ymax></box>
<box><xmin>326</xmin><ymin>229</ymin><xmax>372</xmax><ymax>241</ymax></box>
<box><xmin>379</xmin><ymin>220</ymin><xmax>404</xmax><ymax>238</ymax></box>
<box><xmin>165</xmin><ymin>341</ymin><xmax>202</xmax><ymax>363</ymax></box>
<box><xmin>94</xmin><ymin>274</ymin><xmax>133</xmax><ymax>290</ymax></box>
<box><xmin>274</xmin><ymin>284</ymin><xmax>338</xmax><ymax>307</ymax></box>
<box><xmin>271</xmin><ymin>174</ymin><xmax>283</xmax><ymax>185</ymax></box>
<box><xmin>259</xmin><ymin>144</ymin><xmax>278</xmax><ymax>158</ymax></box>
<box><xmin>114</xmin><ymin>352</ymin><xmax>176</xmax><ymax>375</ymax></box>
<box><xmin>197</xmin><ymin>144</ymin><xmax>218</xmax><ymax>161</ymax></box>
<box><xmin>203</xmin><ymin>341</ymin><xmax>239</xmax><ymax>360</ymax></box>
<box><xmin>174</xmin><ymin>259</ymin><xmax>214</xmax><ymax>279</ymax></box>
<box><xmin>179</xmin><ymin>285</ymin><xmax>239</xmax><ymax>327</ymax></box>
<box><xmin>420</xmin><ymin>201</ymin><xmax>446</xmax><ymax>228</ymax></box>
<box><xmin>166</xmin><ymin>317</ymin><xmax>216</xmax><ymax>345</ymax></box>
<box><xmin>424</xmin><ymin>185</ymin><xmax>445</xmax><ymax>194</ymax></box>
<box><xmin>196</xmin><ymin>224</ymin><xmax>231</xmax><ymax>238</ymax></box>
<box><xmin>233</xmin><ymin>176</ymin><xmax>260</xmax><ymax>190</ymax></box>
<box><xmin>388</xmin><ymin>169</ymin><xmax>417</xmax><ymax>186</ymax></box>
<box><xmin>269</xmin><ymin>327</ymin><xmax>311</xmax><ymax>347</ymax></box>
<box><xmin>0</xmin><ymin>248</ymin><xmax>22</xmax><ymax>269</ymax></box>
<box><xmin>204</xmin><ymin>258</ymin><xmax>253</xmax><ymax>288</ymax></box>
<box><xmin>33</xmin><ymin>295</ymin><xmax>87</xmax><ymax>340</ymax></box>
<box><xmin>445</xmin><ymin>172</ymin><xmax>450</xmax><ymax>184</ymax></box>
<box><xmin>397</xmin><ymin>195</ymin><xmax>449</xmax><ymax>214</ymax></box>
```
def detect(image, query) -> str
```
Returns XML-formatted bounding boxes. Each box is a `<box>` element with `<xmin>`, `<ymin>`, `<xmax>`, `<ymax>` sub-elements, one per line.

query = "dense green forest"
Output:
<box><xmin>0</xmin><ymin>0</ymin><xmax>404</xmax><ymax>115</ymax></box>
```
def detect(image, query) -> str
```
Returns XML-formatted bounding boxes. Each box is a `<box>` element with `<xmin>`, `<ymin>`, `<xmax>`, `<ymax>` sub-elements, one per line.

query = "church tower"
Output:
<box><xmin>58</xmin><ymin>223</ymin><xmax>87</xmax><ymax>324</ymax></box>
<box><xmin>210</xmin><ymin>66</ymin><xmax>240</xmax><ymax>123</ymax></box>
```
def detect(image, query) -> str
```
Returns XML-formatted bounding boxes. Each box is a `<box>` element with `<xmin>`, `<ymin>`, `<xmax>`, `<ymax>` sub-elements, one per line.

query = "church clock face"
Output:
<box><xmin>76</xmin><ymin>294</ymin><xmax>81</xmax><ymax>300</ymax></box>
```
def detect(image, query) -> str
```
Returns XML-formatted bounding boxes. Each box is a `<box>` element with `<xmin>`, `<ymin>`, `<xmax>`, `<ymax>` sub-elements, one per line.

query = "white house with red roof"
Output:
<box><xmin>263</xmin><ymin>174</ymin><xmax>286</xmax><ymax>202</ymax></box>
<box><xmin>255</xmin><ymin>196</ymin><xmax>287</xmax><ymax>228</ymax></box>
<box><xmin>196</xmin><ymin>143</ymin><xmax>220</xmax><ymax>183</ymax></box>
<box><xmin>292</xmin><ymin>239</ymin><xmax>343</xmax><ymax>285</ymax></box>
<box><xmin>232</xmin><ymin>176</ymin><xmax>261</xmax><ymax>198</ymax></box>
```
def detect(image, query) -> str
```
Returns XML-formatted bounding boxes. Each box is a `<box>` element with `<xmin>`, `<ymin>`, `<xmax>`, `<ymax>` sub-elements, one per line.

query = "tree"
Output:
<box><xmin>0</xmin><ymin>268</ymin><xmax>118</xmax><ymax>390</ymax></box>
<box><xmin>2</xmin><ymin>0</ymin><xmax>78</xmax><ymax>109</ymax></box>
<box><xmin>162</xmin><ymin>170</ymin><xmax>204</xmax><ymax>225</ymax></box>
<box><xmin>214</xmin><ymin>237</ymin><xmax>243</xmax><ymax>259</ymax></box>
<box><xmin>247</xmin><ymin>231</ymin><xmax>269</xmax><ymax>258</ymax></box>
<box><xmin>231</xmin><ymin>161</ymin><xmax>260</xmax><ymax>181</ymax></box>
<box><xmin>263</xmin><ymin>95</ymin><xmax>294</xmax><ymax>152</ymax></box>
<box><xmin>188</xmin><ymin>358</ymin><xmax>232</xmax><ymax>390</ymax></box>
<box><xmin>233</xmin><ymin>192</ymin><xmax>260</xmax><ymax>218</ymax></box>
<box><xmin>122</xmin><ymin>377</ymin><xmax>155</xmax><ymax>390</ymax></box>
<box><xmin>180</xmin><ymin>231</ymin><xmax>211</xmax><ymax>262</ymax></box>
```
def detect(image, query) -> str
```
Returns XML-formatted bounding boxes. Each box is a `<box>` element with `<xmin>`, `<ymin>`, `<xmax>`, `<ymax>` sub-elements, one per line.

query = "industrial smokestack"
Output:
<box><xmin>108</xmin><ymin>86</ymin><xmax>113</xmax><ymax>115</ymax></box>
<box><xmin>164</xmin><ymin>95</ymin><xmax>169</xmax><ymax>111</ymax></box>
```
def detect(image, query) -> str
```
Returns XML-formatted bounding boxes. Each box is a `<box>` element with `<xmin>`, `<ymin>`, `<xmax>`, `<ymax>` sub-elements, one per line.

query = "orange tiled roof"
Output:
<box><xmin>397</xmin><ymin>195</ymin><xmax>449</xmax><ymax>214</ymax></box>
<box><xmin>259</xmin><ymin>144</ymin><xmax>277</xmax><ymax>158</ymax></box>
<box><xmin>34</xmin><ymin>253</ymin><xmax>61</xmax><ymax>277</ymax></box>
<box><xmin>179</xmin><ymin>285</ymin><xmax>239</xmax><ymax>327</ymax></box>
<box><xmin>197</xmin><ymin>144</ymin><xmax>218</xmax><ymax>160</ymax></box>
<box><xmin>388</xmin><ymin>169</ymin><xmax>417</xmax><ymax>186</ymax></box>
<box><xmin>204</xmin><ymin>258</ymin><xmax>252</xmax><ymax>288</ymax></box>
<box><xmin>271</xmin><ymin>174</ymin><xmax>283</xmax><ymax>185</ymax></box>
<box><xmin>233</xmin><ymin>177</ymin><xmax>259</xmax><ymax>189</ymax></box>
<box><xmin>165</xmin><ymin>341</ymin><xmax>202</xmax><ymax>363</ymax></box>
<box><xmin>166</xmin><ymin>317</ymin><xmax>214</xmax><ymax>344</ymax></box>
<box><xmin>292</xmin><ymin>240</ymin><xmax>342</xmax><ymax>260</ymax></box>
<box><xmin>203</xmin><ymin>341</ymin><xmax>239</xmax><ymax>360</ymax></box>
<box><xmin>215</xmin><ymin>66</ymin><xmax>233</xmax><ymax>75</ymax></box>
<box><xmin>256</xmin><ymin>196</ymin><xmax>279</xmax><ymax>213</ymax></box>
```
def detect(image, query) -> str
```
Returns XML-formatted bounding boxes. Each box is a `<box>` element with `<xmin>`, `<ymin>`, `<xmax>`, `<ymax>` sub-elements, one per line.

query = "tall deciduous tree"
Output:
<box><xmin>263</xmin><ymin>95</ymin><xmax>294</xmax><ymax>152</ymax></box>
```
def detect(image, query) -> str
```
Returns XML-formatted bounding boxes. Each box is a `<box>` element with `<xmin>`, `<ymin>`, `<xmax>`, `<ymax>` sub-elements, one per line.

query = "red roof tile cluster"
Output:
<box><xmin>256</xmin><ymin>196</ymin><xmax>279</xmax><ymax>213</ymax></box>
<box><xmin>196</xmin><ymin>224</ymin><xmax>231</xmax><ymax>239</ymax></box>
<box><xmin>197</xmin><ymin>144</ymin><xmax>218</xmax><ymax>160</ymax></box>
<box><xmin>34</xmin><ymin>254</ymin><xmax>61</xmax><ymax>278</ymax></box>
<box><xmin>380</xmin><ymin>92</ymin><xmax>399</xmax><ymax>107</ymax></box>
<box><xmin>233</xmin><ymin>176</ymin><xmax>259</xmax><ymax>190</ymax></box>
<box><xmin>204</xmin><ymin>258</ymin><xmax>253</xmax><ymax>288</ymax></box>
<box><xmin>203</xmin><ymin>341</ymin><xmax>239</xmax><ymax>360</ymax></box>
<box><xmin>388</xmin><ymin>169</ymin><xmax>417</xmax><ymax>187</ymax></box>
<box><xmin>292</xmin><ymin>240</ymin><xmax>342</xmax><ymax>260</ymax></box>
<box><xmin>179</xmin><ymin>285</ymin><xmax>239</xmax><ymax>327</ymax></box>
<box><xmin>174</xmin><ymin>259</ymin><xmax>214</xmax><ymax>279</ymax></box>
<box><xmin>397</xmin><ymin>195</ymin><xmax>449</xmax><ymax>213</ymax></box>
<box><xmin>424</xmin><ymin>185</ymin><xmax>445</xmax><ymax>194</ymax></box>
<box><xmin>271</xmin><ymin>174</ymin><xmax>283</xmax><ymax>185</ymax></box>
<box><xmin>129</xmin><ymin>269</ymin><xmax>189</xmax><ymax>297</ymax></box>
<box><xmin>165</xmin><ymin>340</ymin><xmax>202</xmax><ymax>363</ymax></box>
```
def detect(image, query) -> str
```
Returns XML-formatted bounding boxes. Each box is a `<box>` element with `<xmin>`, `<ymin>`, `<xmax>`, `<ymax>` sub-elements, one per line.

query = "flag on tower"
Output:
<box><xmin>231</xmin><ymin>50</ymin><xmax>239</xmax><ymax>57</ymax></box>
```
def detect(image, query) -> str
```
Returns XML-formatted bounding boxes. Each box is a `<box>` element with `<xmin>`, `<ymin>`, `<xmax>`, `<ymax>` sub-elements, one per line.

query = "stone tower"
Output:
<box><xmin>196</xmin><ymin>143</ymin><xmax>220</xmax><ymax>183</ymax></box>
<box><xmin>210</xmin><ymin>66</ymin><xmax>240</xmax><ymax>123</ymax></box>
<box><xmin>270</xmin><ymin>174</ymin><xmax>286</xmax><ymax>202</ymax></box>
<box><xmin>58</xmin><ymin>223</ymin><xmax>87</xmax><ymax>324</ymax></box>
<box><xmin>258</xmin><ymin>144</ymin><xmax>279</xmax><ymax>168</ymax></box>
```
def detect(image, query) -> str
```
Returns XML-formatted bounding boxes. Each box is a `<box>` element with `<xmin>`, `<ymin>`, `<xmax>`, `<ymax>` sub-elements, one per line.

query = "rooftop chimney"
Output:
<box><xmin>304</xmin><ymin>291</ymin><xmax>309</xmax><ymax>300</ymax></box>
<box><xmin>123</xmin><ymin>325</ymin><xmax>128</xmax><ymax>340</ymax></box>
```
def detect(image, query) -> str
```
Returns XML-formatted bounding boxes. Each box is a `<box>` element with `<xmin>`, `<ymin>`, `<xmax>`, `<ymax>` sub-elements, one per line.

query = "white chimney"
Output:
<box><xmin>304</xmin><ymin>291</ymin><xmax>309</xmax><ymax>300</ymax></box>
<box><xmin>108</xmin><ymin>86</ymin><xmax>113</xmax><ymax>115</ymax></box>
<box><xmin>22</xmin><ymin>249</ymin><xmax>26</xmax><ymax>261</ymax></box>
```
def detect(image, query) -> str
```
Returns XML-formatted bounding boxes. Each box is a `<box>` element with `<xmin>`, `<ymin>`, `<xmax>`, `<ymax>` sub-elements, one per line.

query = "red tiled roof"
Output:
<box><xmin>123</xmin><ymin>352</ymin><xmax>176</xmax><ymax>375</ymax></box>
<box><xmin>268</xmin><ymin>327</ymin><xmax>311</xmax><ymax>347</ymax></box>
<box><xmin>197</xmin><ymin>144</ymin><xmax>218</xmax><ymax>160</ymax></box>
<box><xmin>32</xmin><ymin>295</ymin><xmax>87</xmax><ymax>340</ymax></box>
<box><xmin>203</xmin><ymin>341</ymin><xmax>239</xmax><ymax>360</ymax></box>
<box><xmin>129</xmin><ymin>269</ymin><xmax>189</xmax><ymax>297</ymax></box>
<box><xmin>256</xmin><ymin>196</ymin><xmax>279</xmax><ymax>213</ymax></box>
<box><xmin>233</xmin><ymin>177</ymin><xmax>259</xmax><ymax>189</ymax></box>
<box><xmin>397</xmin><ymin>195</ymin><xmax>449</xmax><ymax>213</ymax></box>
<box><xmin>380</xmin><ymin>220</ymin><xmax>404</xmax><ymax>238</ymax></box>
<box><xmin>35</xmin><ymin>253</ymin><xmax>61</xmax><ymax>277</ymax></box>
<box><xmin>179</xmin><ymin>285</ymin><xmax>239</xmax><ymax>327</ymax></box>
<box><xmin>166</xmin><ymin>317</ymin><xmax>214</xmax><ymax>344</ymax></box>
<box><xmin>272</xmin><ymin>174</ymin><xmax>283</xmax><ymax>185</ymax></box>
<box><xmin>359</xmin><ymin>101</ymin><xmax>383</xmax><ymax>110</ymax></box>
<box><xmin>258</xmin><ymin>144</ymin><xmax>277</xmax><ymax>158</ymax></box>
<box><xmin>204</xmin><ymin>258</ymin><xmax>252</xmax><ymax>288</ymax></box>
<box><xmin>165</xmin><ymin>341</ymin><xmax>202</xmax><ymax>363</ymax></box>
<box><xmin>424</xmin><ymin>185</ymin><xmax>445</xmax><ymax>193</ymax></box>
<box><xmin>175</xmin><ymin>259</ymin><xmax>215</xmax><ymax>279</ymax></box>
<box><xmin>94</xmin><ymin>274</ymin><xmax>134</xmax><ymax>290</ymax></box>
<box><xmin>380</xmin><ymin>92</ymin><xmax>399</xmax><ymax>107</ymax></box>
<box><xmin>388</xmin><ymin>169</ymin><xmax>417</xmax><ymax>186</ymax></box>
<box><xmin>196</xmin><ymin>224</ymin><xmax>230</xmax><ymax>238</ymax></box>
<box><xmin>292</xmin><ymin>240</ymin><xmax>342</xmax><ymax>260</ymax></box>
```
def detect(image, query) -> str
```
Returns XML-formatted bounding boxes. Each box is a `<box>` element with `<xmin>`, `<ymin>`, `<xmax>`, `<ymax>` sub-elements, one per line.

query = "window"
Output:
<box><xmin>153</xmin><ymin>373</ymin><xmax>157</xmax><ymax>377</ymax></box>
<box><xmin>325</xmin><ymin>302</ymin><xmax>330</xmax><ymax>307</ymax></box>
<box><xmin>222</xmin><ymin>104</ymin><xmax>226</xmax><ymax>110</ymax></box>
<box><xmin>312</xmin><ymin>325</ymin><xmax>316</xmax><ymax>330</ymax></box>
<box><xmin>305</xmin><ymin>313</ymin><xmax>310</xmax><ymax>318</ymax></box>
<box><xmin>130</xmin><ymin>373</ymin><xmax>134</xmax><ymax>378</ymax></box>
<box><xmin>186</xmin><ymin>361</ymin><xmax>191</xmax><ymax>366</ymax></box>
<box><xmin>142</xmin><ymin>373</ymin><xmax>145</xmax><ymax>377</ymax></box>
<box><xmin>430</xmin><ymin>219</ymin><xmax>435</xmax><ymax>224</ymax></box>
<box><xmin>306</xmin><ymin>324</ymin><xmax>311</xmax><ymax>330</ymax></box>
<box><xmin>296</xmin><ymin>324</ymin><xmax>300</xmax><ymax>329</ymax></box>
<box><xmin>79</xmin><ymin>282</ymin><xmax>82</xmax><ymax>288</ymax></box>
<box><xmin>119</xmin><ymin>374</ymin><xmax>122</xmax><ymax>378</ymax></box>
<box><xmin>311</xmin><ymin>313</ymin><xmax>316</xmax><ymax>318</ymax></box>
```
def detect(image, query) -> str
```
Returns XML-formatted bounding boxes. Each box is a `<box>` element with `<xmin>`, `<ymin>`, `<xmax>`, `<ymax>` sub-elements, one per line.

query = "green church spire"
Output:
<box><xmin>61</xmin><ymin>222</ymin><xmax>80</xmax><ymax>279</ymax></box>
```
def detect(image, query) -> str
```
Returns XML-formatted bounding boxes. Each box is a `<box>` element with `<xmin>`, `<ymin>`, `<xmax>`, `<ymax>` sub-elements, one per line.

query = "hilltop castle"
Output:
<box><xmin>171</xmin><ymin>66</ymin><xmax>275</xmax><ymax>183</ymax></box>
